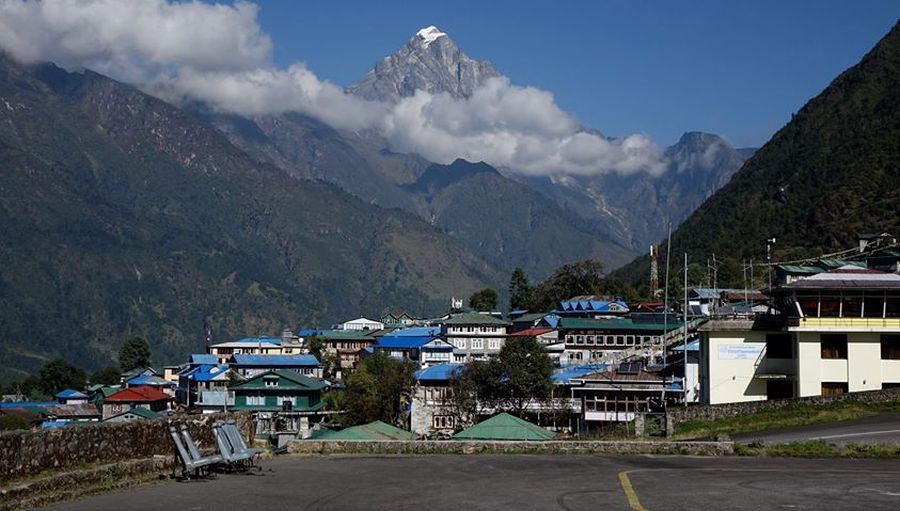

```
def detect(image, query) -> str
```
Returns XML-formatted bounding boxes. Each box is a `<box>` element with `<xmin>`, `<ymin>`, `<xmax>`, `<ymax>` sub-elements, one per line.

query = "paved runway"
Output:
<box><xmin>46</xmin><ymin>454</ymin><xmax>900</xmax><ymax>510</ymax></box>
<box><xmin>733</xmin><ymin>412</ymin><xmax>900</xmax><ymax>445</ymax></box>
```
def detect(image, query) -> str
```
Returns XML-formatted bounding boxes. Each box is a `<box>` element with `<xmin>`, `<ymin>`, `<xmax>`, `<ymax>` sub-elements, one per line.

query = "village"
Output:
<box><xmin>3</xmin><ymin>232</ymin><xmax>899</xmax><ymax>447</ymax></box>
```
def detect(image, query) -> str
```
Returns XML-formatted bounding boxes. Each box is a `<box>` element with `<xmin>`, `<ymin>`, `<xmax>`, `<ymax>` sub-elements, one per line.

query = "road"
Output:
<box><xmin>45</xmin><ymin>454</ymin><xmax>900</xmax><ymax>510</ymax></box>
<box><xmin>733</xmin><ymin>412</ymin><xmax>900</xmax><ymax>445</ymax></box>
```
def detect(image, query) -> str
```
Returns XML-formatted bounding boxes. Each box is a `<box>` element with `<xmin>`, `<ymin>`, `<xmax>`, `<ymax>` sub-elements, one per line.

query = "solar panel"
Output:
<box><xmin>617</xmin><ymin>362</ymin><xmax>641</xmax><ymax>375</ymax></box>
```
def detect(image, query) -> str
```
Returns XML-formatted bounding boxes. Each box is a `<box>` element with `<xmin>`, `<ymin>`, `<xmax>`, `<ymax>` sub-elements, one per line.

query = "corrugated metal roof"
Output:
<box><xmin>558</xmin><ymin>317</ymin><xmax>681</xmax><ymax>332</ymax></box>
<box><xmin>453</xmin><ymin>413</ymin><xmax>554</xmax><ymax>441</ymax></box>
<box><xmin>785</xmin><ymin>266</ymin><xmax>900</xmax><ymax>289</ymax></box>
<box><xmin>309</xmin><ymin>420</ymin><xmax>416</xmax><ymax>440</ymax></box>
<box><xmin>443</xmin><ymin>313</ymin><xmax>509</xmax><ymax>326</ymax></box>
<box><xmin>374</xmin><ymin>336</ymin><xmax>449</xmax><ymax>349</ymax></box>
<box><xmin>552</xmin><ymin>364</ymin><xmax>609</xmax><ymax>383</ymax></box>
<box><xmin>229</xmin><ymin>354</ymin><xmax>320</xmax><ymax>366</ymax></box>
<box><xmin>385</xmin><ymin>326</ymin><xmax>441</xmax><ymax>337</ymax></box>
<box><xmin>104</xmin><ymin>407</ymin><xmax>161</xmax><ymax>421</ymax></box>
<box><xmin>126</xmin><ymin>374</ymin><xmax>175</xmax><ymax>386</ymax></box>
<box><xmin>190</xmin><ymin>354</ymin><xmax>219</xmax><ymax>365</ymax></box>
<box><xmin>104</xmin><ymin>386</ymin><xmax>171</xmax><ymax>403</ymax></box>
<box><xmin>415</xmin><ymin>363</ymin><xmax>465</xmax><ymax>382</ymax></box>
<box><xmin>232</xmin><ymin>370</ymin><xmax>326</xmax><ymax>390</ymax></box>
<box><xmin>55</xmin><ymin>389</ymin><xmax>88</xmax><ymax>399</ymax></box>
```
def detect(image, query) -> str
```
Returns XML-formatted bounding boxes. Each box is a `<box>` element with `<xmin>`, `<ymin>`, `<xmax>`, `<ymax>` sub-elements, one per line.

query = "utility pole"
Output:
<box><xmin>662</xmin><ymin>223</ymin><xmax>672</xmax><ymax>368</ymax></box>
<box><xmin>767</xmin><ymin>238</ymin><xmax>776</xmax><ymax>313</ymax></box>
<box><xmin>683</xmin><ymin>253</ymin><xmax>689</xmax><ymax>407</ymax></box>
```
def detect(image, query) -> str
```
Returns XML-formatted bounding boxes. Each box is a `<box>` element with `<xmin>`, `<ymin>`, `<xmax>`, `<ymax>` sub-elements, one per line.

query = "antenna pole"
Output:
<box><xmin>662</xmin><ymin>223</ymin><xmax>672</xmax><ymax>368</ymax></box>
<box><xmin>684</xmin><ymin>252</ymin><xmax>689</xmax><ymax>406</ymax></box>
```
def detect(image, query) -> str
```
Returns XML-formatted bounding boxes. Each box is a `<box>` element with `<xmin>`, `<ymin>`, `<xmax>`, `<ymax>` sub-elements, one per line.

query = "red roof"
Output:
<box><xmin>510</xmin><ymin>327</ymin><xmax>553</xmax><ymax>337</ymax></box>
<box><xmin>104</xmin><ymin>385</ymin><xmax>171</xmax><ymax>403</ymax></box>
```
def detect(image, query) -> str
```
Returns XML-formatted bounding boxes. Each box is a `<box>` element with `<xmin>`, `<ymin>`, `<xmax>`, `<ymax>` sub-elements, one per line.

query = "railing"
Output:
<box><xmin>790</xmin><ymin>317</ymin><xmax>900</xmax><ymax>330</ymax></box>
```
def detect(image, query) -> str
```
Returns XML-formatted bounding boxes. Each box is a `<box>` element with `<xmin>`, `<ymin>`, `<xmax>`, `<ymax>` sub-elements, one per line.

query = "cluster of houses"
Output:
<box><xmin>3</xmin><ymin>234</ymin><xmax>899</xmax><ymax>441</ymax></box>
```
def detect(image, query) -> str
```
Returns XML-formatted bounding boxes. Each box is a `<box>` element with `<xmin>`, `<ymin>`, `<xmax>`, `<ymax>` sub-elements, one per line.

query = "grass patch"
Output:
<box><xmin>673</xmin><ymin>399</ymin><xmax>900</xmax><ymax>440</ymax></box>
<box><xmin>734</xmin><ymin>440</ymin><xmax>900</xmax><ymax>459</ymax></box>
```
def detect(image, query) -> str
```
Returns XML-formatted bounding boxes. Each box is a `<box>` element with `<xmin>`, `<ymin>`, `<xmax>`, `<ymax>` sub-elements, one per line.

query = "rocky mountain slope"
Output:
<box><xmin>0</xmin><ymin>55</ymin><xmax>503</xmax><ymax>379</ymax></box>
<box><xmin>612</xmin><ymin>21</ymin><xmax>900</xmax><ymax>289</ymax></box>
<box><xmin>347</xmin><ymin>26</ymin><xmax>500</xmax><ymax>101</ymax></box>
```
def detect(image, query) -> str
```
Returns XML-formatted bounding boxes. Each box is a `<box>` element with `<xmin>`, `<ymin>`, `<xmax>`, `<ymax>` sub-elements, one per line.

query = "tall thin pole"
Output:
<box><xmin>683</xmin><ymin>253</ymin><xmax>689</xmax><ymax>407</ymax></box>
<box><xmin>662</xmin><ymin>223</ymin><xmax>672</xmax><ymax>368</ymax></box>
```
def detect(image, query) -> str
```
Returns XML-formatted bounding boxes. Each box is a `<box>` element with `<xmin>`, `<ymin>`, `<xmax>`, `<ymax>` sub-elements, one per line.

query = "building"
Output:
<box><xmin>231</xmin><ymin>370</ymin><xmax>327</xmax><ymax>437</ymax></box>
<box><xmin>569</xmin><ymin>363</ymin><xmax>671</xmax><ymax>430</ymax></box>
<box><xmin>698</xmin><ymin>265</ymin><xmax>900</xmax><ymax>404</ymax></box>
<box><xmin>555</xmin><ymin>296</ymin><xmax>629</xmax><ymax>318</ymax></box>
<box><xmin>208</xmin><ymin>337</ymin><xmax>284</xmax><ymax>363</ymax></box>
<box><xmin>309</xmin><ymin>420</ymin><xmax>416</xmax><ymax>440</ymax></box>
<box><xmin>55</xmin><ymin>389</ymin><xmax>89</xmax><ymax>405</ymax></box>
<box><xmin>177</xmin><ymin>364</ymin><xmax>240</xmax><ymax>412</ymax></box>
<box><xmin>371</xmin><ymin>335</ymin><xmax>454</xmax><ymax>367</ymax></box>
<box><xmin>380</xmin><ymin>309</ymin><xmax>419</xmax><ymax>328</ymax></box>
<box><xmin>340</xmin><ymin>317</ymin><xmax>384</xmax><ymax>331</ymax></box>
<box><xmin>228</xmin><ymin>354</ymin><xmax>322</xmax><ymax>379</ymax></box>
<box><xmin>410</xmin><ymin>363</ymin><xmax>465</xmax><ymax>436</ymax></box>
<box><xmin>556</xmin><ymin>317</ymin><xmax>681</xmax><ymax>366</ymax></box>
<box><xmin>509</xmin><ymin>327</ymin><xmax>558</xmax><ymax>345</ymax></box>
<box><xmin>442</xmin><ymin>312</ymin><xmax>509</xmax><ymax>363</ymax></box>
<box><xmin>124</xmin><ymin>373</ymin><xmax>177</xmax><ymax>396</ymax></box>
<box><xmin>103</xmin><ymin>407</ymin><xmax>161</xmax><ymax>423</ymax></box>
<box><xmin>314</xmin><ymin>329</ymin><xmax>376</xmax><ymax>369</ymax></box>
<box><xmin>101</xmin><ymin>386</ymin><xmax>171</xmax><ymax>420</ymax></box>
<box><xmin>509</xmin><ymin>312</ymin><xmax>559</xmax><ymax>333</ymax></box>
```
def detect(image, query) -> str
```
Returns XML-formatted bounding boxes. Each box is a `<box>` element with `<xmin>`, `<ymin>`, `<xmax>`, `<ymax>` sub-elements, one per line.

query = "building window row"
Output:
<box><xmin>565</xmin><ymin>334</ymin><xmax>654</xmax><ymax>347</ymax></box>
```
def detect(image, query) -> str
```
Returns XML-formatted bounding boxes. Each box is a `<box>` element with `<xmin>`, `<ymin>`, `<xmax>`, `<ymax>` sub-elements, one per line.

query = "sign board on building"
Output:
<box><xmin>717</xmin><ymin>344</ymin><xmax>763</xmax><ymax>360</ymax></box>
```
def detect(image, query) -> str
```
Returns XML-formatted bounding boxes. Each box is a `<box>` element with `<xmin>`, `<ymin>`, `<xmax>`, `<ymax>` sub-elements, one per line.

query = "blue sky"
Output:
<box><xmin>254</xmin><ymin>0</ymin><xmax>900</xmax><ymax>148</ymax></box>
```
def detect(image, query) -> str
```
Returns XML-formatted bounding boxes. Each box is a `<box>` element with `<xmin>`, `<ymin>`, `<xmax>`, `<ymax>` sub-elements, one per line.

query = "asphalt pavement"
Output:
<box><xmin>44</xmin><ymin>454</ymin><xmax>900</xmax><ymax>511</ymax></box>
<box><xmin>733</xmin><ymin>412</ymin><xmax>900</xmax><ymax>445</ymax></box>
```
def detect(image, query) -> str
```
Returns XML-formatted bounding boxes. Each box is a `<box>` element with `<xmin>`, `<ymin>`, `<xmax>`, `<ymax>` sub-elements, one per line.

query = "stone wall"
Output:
<box><xmin>287</xmin><ymin>439</ymin><xmax>733</xmax><ymax>456</ymax></box>
<box><xmin>0</xmin><ymin>412</ymin><xmax>252</xmax><ymax>483</ymax></box>
<box><xmin>666</xmin><ymin>387</ymin><xmax>900</xmax><ymax>432</ymax></box>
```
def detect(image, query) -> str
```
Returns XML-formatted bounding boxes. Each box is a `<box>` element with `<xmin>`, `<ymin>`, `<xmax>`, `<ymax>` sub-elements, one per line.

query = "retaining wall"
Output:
<box><xmin>666</xmin><ymin>387</ymin><xmax>900</xmax><ymax>431</ymax></box>
<box><xmin>0</xmin><ymin>411</ymin><xmax>251</xmax><ymax>484</ymax></box>
<box><xmin>287</xmin><ymin>439</ymin><xmax>733</xmax><ymax>456</ymax></box>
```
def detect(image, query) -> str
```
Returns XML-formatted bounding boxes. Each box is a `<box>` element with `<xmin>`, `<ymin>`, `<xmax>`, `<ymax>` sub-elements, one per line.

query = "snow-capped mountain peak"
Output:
<box><xmin>416</xmin><ymin>25</ymin><xmax>447</xmax><ymax>46</ymax></box>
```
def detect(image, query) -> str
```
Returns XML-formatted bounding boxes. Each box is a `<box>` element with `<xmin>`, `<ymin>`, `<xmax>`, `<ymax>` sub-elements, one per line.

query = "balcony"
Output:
<box><xmin>789</xmin><ymin>317</ymin><xmax>900</xmax><ymax>331</ymax></box>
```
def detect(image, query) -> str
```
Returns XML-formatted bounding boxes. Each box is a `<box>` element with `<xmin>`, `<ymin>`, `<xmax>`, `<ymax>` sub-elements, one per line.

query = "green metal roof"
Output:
<box><xmin>105</xmin><ymin>407</ymin><xmax>161</xmax><ymax>421</ymax></box>
<box><xmin>557</xmin><ymin>317</ymin><xmax>681</xmax><ymax>332</ymax></box>
<box><xmin>443</xmin><ymin>313</ymin><xmax>509</xmax><ymax>326</ymax></box>
<box><xmin>309</xmin><ymin>420</ymin><xmax>416</xmax><ymax>440</ymax></box>
<box><xmin>512</xmin><ymin>312</ymin><xmax>553</xmax><ymax>323</ymax></box>
<box><xmin>232</xmin><ymin>370</ymin><xmax>326</xmax><ymax>391</ymax></box>
<box><xmin>453</xmin><ymin>413</ymin><xmax>554</xmax><ymax>441</ymax></box>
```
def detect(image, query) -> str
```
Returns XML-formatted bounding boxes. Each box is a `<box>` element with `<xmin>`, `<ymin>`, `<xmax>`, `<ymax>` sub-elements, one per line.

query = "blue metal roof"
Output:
<box><xmin>387</xmin><ymin>326</ymin><xmax>440</xmax><ymax>337</ymax></box>
<box><xmin>298</xmin><ymin>329</ymin><xmax>324</xmax><ymax>337</ymax></box>
<box><xmin>557</xmin><ymin>299</ymin><xmax>629</xmax><ymax>313</ymax></box>
<box><xmin>190</xmin><ymin>354</ymin><xmax>219</xmax><ymax>365</ymax></box>
<box><xmin>184</xmin><ymin>364</ymin><xmax>231</xmax><ymax>382</ymax></box>
<box><xmin>415</xmin><ymin>363</ymin><xmax>465</xmax><ymax>382</ymax></box>
<box><xmin>0</xmin><ymin>401</ymin><xmax>56</xmax><ymax>409</ymax></box>
<box><xmin>229</xmin><ymin>354</ymin><xmax>319</xmax><ymax>366</ymax></box>
<box><xmin>374</xmin><ymin>336</ymin><xmax>447</xmax><ymax>350</ymax></box>
<box><xmin>671</xmin><ymin>339</ymin><xmax>700</xmax><ymax>352</ymax></box>
<box><xmin>234</xmin><ymin>336</ymin><xmax>282</xmax><ymax>345</ymax></box>
<box><xmin>55</xmin><ymin>389</ymin><xmax>88</xmax><ymax>399</ymax></box>
<box><xmin>126</xmin><ymin>374</ymin><xmax>175</xmax><ymax>386</ymax></box>
<box><xmin>551</xmin><ymin>364</ymin><xmax>609</xmax><ymax>384</ymax></box>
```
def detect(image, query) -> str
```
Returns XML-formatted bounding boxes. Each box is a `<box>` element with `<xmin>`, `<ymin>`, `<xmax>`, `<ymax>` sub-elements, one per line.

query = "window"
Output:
<box><xmin>820</xmin><ymin>334</ymin><xmax>847</xmax><ymax>359</ymax></box>
<box><xmin>616</xmin><ymin>336</ymin><xmax>625</xmax><ymax>346</ymax></box>
<box><xmin>488</xmin><ymin>339</ymin><xmax>500</xmax><ymax>350</ymax></box>
<box><xmin>882</xmin><ymin>335</ymin><xmax>900</xmax><ymax>360</ymax></box>
<box><xmin>433</xmin><ymin>415</ymin><xmax>455</xmax><ymax>429</ymax></box>
<box><xmin>586</xmin><ymin>335</ymin><xmax>595</xmax><ymax>345</ymax></box>
<box><xmin>766</xmin><ymin>333</ymin><xmax>793</xmax><ymax>359</ymax></box>
<box><xmin>863</xmin><ymin>293</ymin><xmax>885</xmax><ymax>318</ymax></box>
<box><xmin>887</xmin><ymin>295</ymin><xmax>900</xmax><ymax>318</ymax></box>
<box><xmin>625</xmin><ymin>335</ymin><xmax>635</xmax><ymax>346</ymax></box>
<box><xmin>819</xmin><ymin>296</ymin><xmax>840</xmax><ymax>317</ymax></box>
<box><xmin>471</xmin><ymin>339</ymin><xmax>483</xmax><ymax>350</ymax></box>
<box><xmin>454</xmin><ymin>339</ymin><xmax>466</xmax><ymax>349</ymax></box>
<box><xmin>797</xmin><ymin>294</ymin><xmax>819</xmax><ymax>317</ymax></box>
<box><xmin>821</xmin><ymin>382</ymin><xmax>848</xmax><ymax>397</ymax></box>
<box><xmin>264</xmin><ymin>378</ymin><xmax>279</xmax><ymax>387</ymax></box>
<box><xmin>576</xmin><ymin>335</ymin><xmax>584</xmax><ymax>344</ymax></box>
<box><xmin>246</xmin><ymin>395</ymin><xmax>265</xmax><ymax>405</ymax></box>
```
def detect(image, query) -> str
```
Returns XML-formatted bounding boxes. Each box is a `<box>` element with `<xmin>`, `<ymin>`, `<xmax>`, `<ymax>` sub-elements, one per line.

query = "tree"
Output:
<box><xmin>89</xmin><ymin>365</ymin><xmax>121</xmax><ymax>385</ymax></box>
<box><xmin>494</xmin><ymin>336</ymin><xmax>553</xmax><ymax>415</ymax></box>
<box><xmin>527</xmin><ymin>259</ymin><xmax>606</xmax><ymax>311</ymax></box>
<box><xmin>119</xmin><ymin>336</ymin><xmax>151</xmax><ymax>371</ymax></box>
<box><xmin>449</xmin><ymin>337</ymin><xmax>553</xmax><ymax>419</ymax></box>
<box><xmin>0</xmin><ymin>414</ymin><xmax>29</xmax><ymax>431</ymax></box>
<box><xmin>508</xmin><ymin>267</ymin><xmax>532</xmax><ymax>311</ymax></box>
<box><xmin>305</xmin><ymin>336</ymin><xmax>340</xmax><ymax>379</ymax></box>
<box><xmin>468</xmin><ymin>288</ymin><xmax>498</xmax><ymax>311</ymax></box>
<box><xmin>39</xmin><ymin>359</ymin><xmax>86</xmax><ymax>396</ymax></box>
<box><xmin>343</xmin><ymin>352</ymin><xmax>415</xmax><ymax>427</ymax></box>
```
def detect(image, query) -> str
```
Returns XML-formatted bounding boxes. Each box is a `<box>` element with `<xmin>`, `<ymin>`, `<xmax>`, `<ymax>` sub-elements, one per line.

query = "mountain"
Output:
<box><xmin>347</xmin><ymin>26</ymin><xmax>499</xmax><ymax>102</ymax></box>
<box><xmin>402</xmin><ymin>159</ymin><xmax>635</xmax><ymax>276</ymax></box>
<box><xmin>0</xmin><ymin>55</ymin><xmax>504</xmax><ymax>380</ymax></box>
<box><xmin>517</xmin><ymin>132</ymin><xmax>752</xmax><ymax>252</ymax></box>
<box><xmin>612</xmin><ymin>21</ymin><xmax>900</xmax><ymax>289</ymax></box>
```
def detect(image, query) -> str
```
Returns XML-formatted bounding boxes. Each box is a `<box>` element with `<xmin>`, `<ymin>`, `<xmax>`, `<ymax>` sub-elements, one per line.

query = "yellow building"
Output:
<box><xmin>699</xmin><ymin>266</ymin><xmax>900</xmax><ymax>404</ymax></box>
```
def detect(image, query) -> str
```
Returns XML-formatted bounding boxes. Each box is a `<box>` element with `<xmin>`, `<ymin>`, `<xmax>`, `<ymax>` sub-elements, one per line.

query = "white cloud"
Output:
<box><xmin>0</xmin><ymin>0</ymin><xmax>667</xmax><ymax>176</ymax></box>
